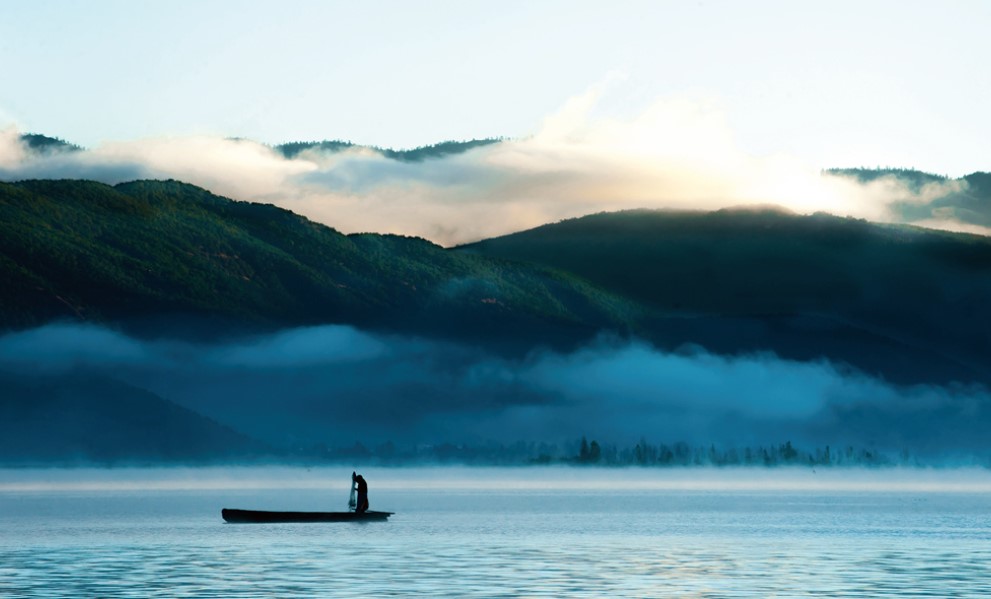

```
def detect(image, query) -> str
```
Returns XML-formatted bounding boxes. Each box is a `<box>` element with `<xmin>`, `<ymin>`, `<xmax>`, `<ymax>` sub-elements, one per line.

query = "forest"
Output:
<box><xmin>285</xmin><ymin>437</ymin><xmax>929</xmax><ymax>469</ymax></box>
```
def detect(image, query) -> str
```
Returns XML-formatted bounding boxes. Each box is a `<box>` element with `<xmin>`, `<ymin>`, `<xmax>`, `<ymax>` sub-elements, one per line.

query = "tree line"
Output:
<box><xmin>286</xmin><ymin>437</ymin><xmax>933</xmax><ymax>468</ymax></box>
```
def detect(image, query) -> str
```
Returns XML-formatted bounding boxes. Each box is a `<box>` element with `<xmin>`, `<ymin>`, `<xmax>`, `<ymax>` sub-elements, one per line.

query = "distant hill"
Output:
<box><xmin>0</xmin><ymin>179</ymin><xmax>637</xmax><ymax>348</ymax></box>
<box><xmin>273</xmin><ymin>138</ymin><xmax>501</xmax><ymax>162</ymax></box>
<box><xmin>15</xmin><ymin>133</ymin><xmax>501</xmax><ymax>163</ymax></box>
<box><xmin>0</xmin><ymin>372</ymin><xmax>264</xmax><ymax>464</ymax></box>
<box><xmin>823</xmin><ymin>167</ymin><xmax>949</xmax><ymax>190</ymax></box>
<box><xmin>460</xmin><ymin>208</ymin><xmax>991</xmax><ymax>385</ymax></box>
<box><xmin>18</xmin><ymin>133</ymin><xmax>82</xmax><ymax>154</ymax></box>
<box><xmin>824</xmin><ymin>168</ymin><xmax>991</xmax><ymax>229</ymax></box>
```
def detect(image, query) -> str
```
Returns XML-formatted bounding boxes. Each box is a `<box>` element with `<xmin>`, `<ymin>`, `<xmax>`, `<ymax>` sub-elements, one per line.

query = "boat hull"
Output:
<box><xmin>222</xmin><ymin>508</ymin><xmax>393</xmax><ymax>523</ymax></box>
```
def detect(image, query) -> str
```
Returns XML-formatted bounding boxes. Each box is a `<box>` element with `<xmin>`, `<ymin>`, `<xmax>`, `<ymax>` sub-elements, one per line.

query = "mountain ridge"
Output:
<box><xmin>3</xmin><ymin>177</ymin><xmax>991</xmax><ymax>387</ymax></box>
<box><xmin>824</xmin><ymin>167</ymin><xmax>991</xmax><ymax>229</ymax></box>
<box><xmin>459</xmin><ymin>207</ymin><xmax>991</xmax><ymax>385</ymax></box>
<box><xmin>0</xmin><ymin>178</ymin><xmax>638</xmax><ymax>348</ymax></box>
<box><xmin>17</xmin><ymin>132</ymin><xmax>501</xmax><ymax>163</ymax></box>
<box><xmin>0</xmin><ymin>370</ymin><xmax>266</xmax><ymax>464</ymax></box>
<box><xmin>4</xmin><ymin>178</ymin><xmax>991</xmax><ymax>463</ymax></box>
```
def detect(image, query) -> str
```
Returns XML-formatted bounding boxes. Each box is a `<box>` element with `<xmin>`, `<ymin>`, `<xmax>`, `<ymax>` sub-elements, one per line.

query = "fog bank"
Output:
<box><xmin>3</xmin><ymin>85</ymin><xmax>985</xmax><ymax>246</ymax></box>
<box><xmin>1</xmin><ymin>323</ymin><xmax>988</xmax><ymax>456</ymax></box>
<box><xmin>2</xmin><ymin>465</ymin><xmax>990</xmax><ymax>494</ymax></box>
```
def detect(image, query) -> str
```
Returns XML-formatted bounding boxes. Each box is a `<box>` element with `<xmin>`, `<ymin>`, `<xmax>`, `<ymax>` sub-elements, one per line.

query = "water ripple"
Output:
<box><xmin>2</xmin><ymin>486</ymin><xmax>990</xmax><ymax>597</ymax></box>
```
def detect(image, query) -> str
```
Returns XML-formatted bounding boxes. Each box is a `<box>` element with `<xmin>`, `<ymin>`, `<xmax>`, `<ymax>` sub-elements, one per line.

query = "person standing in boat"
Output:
<box><xmin>352</xmin><ymin>471</ymin><xmax>369</xmax><ymax>514</ymax></box>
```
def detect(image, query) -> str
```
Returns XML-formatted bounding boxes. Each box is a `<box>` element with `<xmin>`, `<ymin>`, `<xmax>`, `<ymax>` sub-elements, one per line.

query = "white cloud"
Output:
<box><xmin>0</xmin><ymin>127</ymin><xmax>28</xmax><ymax>168</ymax></box>
<box><xmin>1</xmin><ymin>85</ymin><xmax>984</xmax><ymax>245</ymax></box>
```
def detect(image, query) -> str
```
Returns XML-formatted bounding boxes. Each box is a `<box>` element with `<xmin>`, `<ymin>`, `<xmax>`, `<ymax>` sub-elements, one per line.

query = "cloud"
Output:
<box><xmin>2</xmin><ymin>82</ymin><xmax>986</xmax><ymax>245</ymax></box>
<box><xmin>0</xmin><ymin>322</ymin><xmax>152</xmax><ymax>369</ymax></box>
<box><xmin>1</xmin><ymin>323</ymin><xmax>988</xmax><ymax>455</ymax></box>
<box><xmin>820</xmin><ymin>171</ymin><xmax>991</xmax><ymax>236</ymax></box>
<box><xmin>0</xmin><ymin>131</ymin><xmax>311</xmax><ymax>202</ymax></box>
<box><xmin>0</xmin><ymin>127</ymin><xmax>27</xmax><ymax>166</ymax></box>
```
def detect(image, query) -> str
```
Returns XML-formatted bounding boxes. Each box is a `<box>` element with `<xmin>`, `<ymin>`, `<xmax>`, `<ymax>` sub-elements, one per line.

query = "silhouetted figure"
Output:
<box><xmin>352</xmin><ymin>471</ymin><xmax>369</xmax><ymax>514</ymax></box>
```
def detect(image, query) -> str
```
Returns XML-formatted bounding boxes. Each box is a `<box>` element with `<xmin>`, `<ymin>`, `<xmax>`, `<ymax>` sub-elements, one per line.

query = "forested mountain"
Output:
<box><xmin>17</xmin><ymin>132</ymin><xmax>501</xmax><ymax>163</ymax></box>
<box><xmin>460</xmin><ymin>208</ymin><xmax>991</xmax><ymax>386</ymax></box>
<box><xmin>0</xmin><ymin>179</ymin><xmax>637</xmax><ymax>347</ymax></box>
<box><xmin>273</xmin><ymin>138</ymin><xmax>500</xmax><ymax>161</ymax></box>
<box><xmin>4</xmin><ymin>178</ymin><xmax>991</xmax><ymax>463</ymax></box>
<box><xmin>18</xmin><ymin>133</ymin><xmax>82</xmax><ymax>154</ymax></box>
<box><xmin>4</xmin><ymin>178</ymin><xmax>991</xmax><ymax>385</ymax></box>
<box><xmin>0</xmin><ymin>372</ymin><xmax>264</xmax><ymax>464</ymax></box>
<box><xmin>824</xmin><ymin>167</ymin><xmax>991</xmax><ymax>229</ymax></box>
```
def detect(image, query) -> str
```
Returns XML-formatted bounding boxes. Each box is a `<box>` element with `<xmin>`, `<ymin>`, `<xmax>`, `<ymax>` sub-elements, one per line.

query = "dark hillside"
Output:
<box><xmin>274</xmin><ymin>138</ymin><xmax>500</xmax><ymax>162</ymax></box>
<box><xmin>0</xmin><ymin>179</ymin><xmax>637</xmax><ymax>347</ymax></box>
<box><xmin>18</xmin><ymin>133</ymin><xmax>82</xmax><ymax>154</ymax></box>
<box><xmin>461</xmin><ymin>208</ymin><xmax>991</xmax><ymax>385</ymax></box>
<box><xmin>824</xmin><ymin>168</ymin><xmax>991</xmax><ymax>229</ymax></box>
<box><xmin>0</xmin><ymin>372</ymin><xmax>265</xmax><ymax>464</ymax></box>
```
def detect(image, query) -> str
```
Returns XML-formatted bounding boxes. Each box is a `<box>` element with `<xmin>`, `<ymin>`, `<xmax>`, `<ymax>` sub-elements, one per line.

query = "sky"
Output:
<box><xmin>0</xmin><ymin>1</ymin><xmax>989</xmax><ymax>245</ymax></box>
<box><xmin>1</xmin><ymin>0</ymin><xmax>988</xmax><ymax>175</ymax></box>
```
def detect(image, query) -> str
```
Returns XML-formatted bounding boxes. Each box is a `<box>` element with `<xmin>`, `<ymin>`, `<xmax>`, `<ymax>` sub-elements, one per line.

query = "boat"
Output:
<box><xmin>222</xmin><ymin>508</ymin><xmax>394</xmax><ymax>523</ymax></box>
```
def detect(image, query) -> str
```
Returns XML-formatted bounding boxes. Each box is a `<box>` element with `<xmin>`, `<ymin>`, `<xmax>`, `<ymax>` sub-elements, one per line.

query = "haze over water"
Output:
<box><xmin>2</xmin><ymin>467</ymin><xmax>990</xmax><ymax>597</ymax></box>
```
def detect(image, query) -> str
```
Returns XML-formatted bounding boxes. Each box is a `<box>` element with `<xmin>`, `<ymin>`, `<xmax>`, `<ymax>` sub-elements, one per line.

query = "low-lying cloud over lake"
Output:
<box><xmin>2</xmin><ymin>323</ymin><xmax>988</xmax><ymax>456</ymax></box>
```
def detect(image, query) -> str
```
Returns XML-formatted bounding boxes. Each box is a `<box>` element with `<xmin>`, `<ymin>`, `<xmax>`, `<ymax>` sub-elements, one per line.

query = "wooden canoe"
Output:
<box><xmin>222</xmin><ymin>508</ymin><xmax>393</xmax><ymax>523</ymax></box>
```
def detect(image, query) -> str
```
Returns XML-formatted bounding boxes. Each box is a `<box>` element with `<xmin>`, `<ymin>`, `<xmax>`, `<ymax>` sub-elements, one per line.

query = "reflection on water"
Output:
<box><xmin>1</xmin><ymin>468</ymin><xmax>990</xmax><ymax>597</ymax></box>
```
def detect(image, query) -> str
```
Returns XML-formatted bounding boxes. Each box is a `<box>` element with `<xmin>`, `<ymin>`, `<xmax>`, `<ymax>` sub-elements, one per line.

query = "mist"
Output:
<box><xmin>2</xmin><ymin>323</ymin><xmax>988</xmax><ymax>459</ymax></box>
<box><xmin>3</xmin><ymin>84</ymin><xmax>986</xmax><ymax>246</ymax></box>
<box><xmin>4</xmin><ymin>465</ymin><xmax>991</xmax><ymax>494</ymax></box>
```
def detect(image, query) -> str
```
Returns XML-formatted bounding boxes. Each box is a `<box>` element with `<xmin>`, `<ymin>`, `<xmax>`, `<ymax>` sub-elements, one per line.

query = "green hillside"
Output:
<box><xmin>0</xmin><ymin>179</ymin><xmax>637</xmax><ymax>346</ymax></box>
<box><xmin>5</xmin><ymin>178</ymin><xmax>991</xmax><ymax>386</ymax></box>
<box><xmin>460</xmin><ymin>208</ymin><xmax>991</xmax><ymax>384</ymax></box>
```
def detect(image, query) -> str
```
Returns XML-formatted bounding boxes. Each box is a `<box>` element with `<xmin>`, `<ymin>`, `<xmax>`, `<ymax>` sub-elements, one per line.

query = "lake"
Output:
<box><xmin>1</xmin><ymin>466</ymin><xmax>990</xmax><ymax>597</ymax></box>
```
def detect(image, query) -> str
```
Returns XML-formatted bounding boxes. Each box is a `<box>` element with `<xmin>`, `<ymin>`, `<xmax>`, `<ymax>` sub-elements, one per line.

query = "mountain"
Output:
<box><xmin>16</xmin><ymin>132</ymin><xmax>502</xmax><ymax>163</ymax></box>
<box><xmin>459</xmin><ymin>208</ymin><xmax>991</xmax><ymax>386</ymax></box>
<box><xmin>0</xmin><ymin>372</ymin><xmax>264</xmax><ymax>464</ymax></box>
<box><xmin>0</xmin><ymin>179</ymin><xmax>637</xmax><ymax>347</ymax></box>
<box><xmin>824</xmin><ymin>167</ymin><xmax>949</xmax><ymax>190</ymax></box>
<box><xmin>18</xmin><ymin>133</ymin><xmax>82</xmax><ymax>155</ymax></box>
<box><xmin>273</xmin><ymin>138</ymin><xmax>501</xmax><ymax>162</ymax></box>
<box><xmin>824</xmin><ymin>168</ymin><xmax>991</xmax><ymax>229</ymax></box>
<box><xmin>4</xmin><ymin>178</ymin><xmax>991</xmax><ymax>386</ymax></box>
<box><xmin>4</xmin><ymin>179</ymin><xmax>991</xmax><ymax>463</ymax></box>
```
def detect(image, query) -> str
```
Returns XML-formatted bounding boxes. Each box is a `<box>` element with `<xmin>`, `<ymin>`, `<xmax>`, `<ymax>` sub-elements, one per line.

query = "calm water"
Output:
<box><xmin>1</xmin><ymin>467</ymin><xmax>990</xmax><ymax>598</ymax></box>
